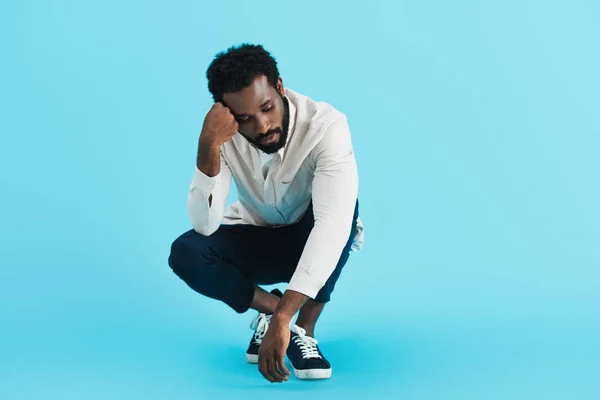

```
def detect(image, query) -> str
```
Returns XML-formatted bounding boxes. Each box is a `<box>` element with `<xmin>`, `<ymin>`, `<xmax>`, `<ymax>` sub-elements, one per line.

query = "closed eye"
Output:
<box><xmin>237</xmin><ymin>107</ymin><xmax>273</xmax><ymax>124</ymax></box>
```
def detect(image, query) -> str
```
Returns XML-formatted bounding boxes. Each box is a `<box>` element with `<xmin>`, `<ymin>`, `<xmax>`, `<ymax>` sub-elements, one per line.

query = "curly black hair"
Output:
<box><xmin>206</xmin><ymin>43</ymin><xmax>280</xmax><ymax>103</ymax></box>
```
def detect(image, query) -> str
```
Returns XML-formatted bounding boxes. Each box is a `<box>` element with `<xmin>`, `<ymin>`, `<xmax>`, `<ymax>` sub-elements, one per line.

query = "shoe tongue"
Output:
<box><xmin>291</xmin><ymin>324</ymin><xmax>306</xmax><ymax>336</ymax></box>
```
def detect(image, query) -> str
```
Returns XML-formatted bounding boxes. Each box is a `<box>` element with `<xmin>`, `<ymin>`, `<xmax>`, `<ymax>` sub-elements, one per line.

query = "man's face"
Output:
<box><xmin>222</xmin><ymin>75</ymin><xmax>290</xmax><ymax>154</ymax></box>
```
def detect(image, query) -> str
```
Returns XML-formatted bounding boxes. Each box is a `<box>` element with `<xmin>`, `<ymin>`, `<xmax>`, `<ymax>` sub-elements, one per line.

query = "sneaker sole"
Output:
<box><xmin>248</xmin><ymin>354</ymin><xmax>332</xmax><ymax>380</ymax></box>
<box><xmin>246</xmin><ymin>353</ymin><xmax>258</xmax><ymax>364</ymax></box>
<box><xmin>293</xmin><ymin>367</ymin><xmax>332</xmax><ymax>380</ymax></box>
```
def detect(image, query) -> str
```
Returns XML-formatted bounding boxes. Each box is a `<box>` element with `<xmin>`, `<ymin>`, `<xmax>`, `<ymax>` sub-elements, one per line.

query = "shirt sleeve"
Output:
<box><xmin>286</xmin><ymin>117</ymin><xmax>359</xmax><ymax>298</ymax></box>
<box><xmin>187</xmin><ymin>149</ymin><xmax>232</xmax><ymax>236</ymax></box>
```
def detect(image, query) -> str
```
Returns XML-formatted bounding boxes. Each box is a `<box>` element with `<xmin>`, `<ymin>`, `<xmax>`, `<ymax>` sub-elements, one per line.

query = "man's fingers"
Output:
<box><xmin>278</xmin><ymin>354</ymin><xmax>291</xmax><ymax>377</ymax></box>
<box><xmin>268</xmin><ymin>356</ymin><xmax>284</xmax><ymax>382</ymax></box>
<box><xmin>259</xmin><ymin>355</ymin><xmax>274</xmax><ymax>383</ymax></box>
<box><xmin>268</xmin><ymin>358</ymin><xmax>283</xmax><ymax>383</ymax></box>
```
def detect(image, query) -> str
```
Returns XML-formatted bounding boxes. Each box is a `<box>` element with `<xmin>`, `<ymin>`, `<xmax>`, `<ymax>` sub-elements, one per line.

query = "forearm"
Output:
<box><xmin>286</xmin><ymin>117</ymin><xmax>359</xmax><ymax>298</ymax></box>
<box><xmin>287</xmin><ymin>217</ymin><xmax>354</xmax><ymax>296</ymax></box>
<box><xmin>188</xmin><ymin>139</ymin><xmax>232</xmax><ymax>235</ymax></box>
<box><xmin>272</xmin><ymin>290</ymin><xmax>309</xmax><ymax>324</ymax></box>
<box><xmin>196</xmin><ymin>135</ymin><xmax>221</xmax><ymax>178</ymax></box>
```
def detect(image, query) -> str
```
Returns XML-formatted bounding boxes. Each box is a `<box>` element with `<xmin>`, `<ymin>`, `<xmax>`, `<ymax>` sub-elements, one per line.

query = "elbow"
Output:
<box><xmin>188</xmin><ymin>209</ymin><xmax>219</xmax><ymax>236</ymax></box>
<box><xmin>192</xmin><ymin>222</ymin><xmax>218</xmax><ymax>237</ymax></box>
<box><xmin>187</xmin><ymin>195</ymin><xmax>220</xmax><ymax>236</ymax></box>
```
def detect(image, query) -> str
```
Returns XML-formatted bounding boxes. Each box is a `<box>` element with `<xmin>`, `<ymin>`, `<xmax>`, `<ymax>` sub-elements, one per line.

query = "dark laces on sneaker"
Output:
<box><xmin>250</xmin><ymin>313</ymin><xmax>272</xmax><ymax>345</ymax></box>
<box><xmin>291</xmin><ymin>324</ymin><xmax>322</xmax><ymax>359</ymax></box>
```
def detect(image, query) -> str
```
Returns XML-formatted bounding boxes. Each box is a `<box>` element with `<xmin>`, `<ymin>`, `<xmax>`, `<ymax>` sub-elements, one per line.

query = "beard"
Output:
<box><xmin>240</xmin><ymin>95</ymin><xmax>290</xmax><ymax>154</ymax></box>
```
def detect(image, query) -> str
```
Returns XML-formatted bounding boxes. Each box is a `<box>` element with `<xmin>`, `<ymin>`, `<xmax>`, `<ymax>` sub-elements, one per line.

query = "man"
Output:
<box><xmin>168</xmin><ymin>43</ymin><xmax>364</xmax><ymax>383</ymax></box>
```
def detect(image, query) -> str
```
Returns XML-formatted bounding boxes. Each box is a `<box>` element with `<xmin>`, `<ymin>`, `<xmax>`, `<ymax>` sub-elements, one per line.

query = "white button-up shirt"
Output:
<box><xmin>187</xmin><ymin>87</ymin><xmax>364</xmax><ymax>298</ymax></box>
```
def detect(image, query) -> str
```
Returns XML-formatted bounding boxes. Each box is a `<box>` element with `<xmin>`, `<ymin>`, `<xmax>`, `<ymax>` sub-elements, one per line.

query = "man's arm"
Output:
<box><xmin>187</xmin><ymin>141</ymin><xmax>232</xmax><ymax>236</ymax></box>
<box><xmin>258</xmin><ymin>117</ymin><xmax>359</xmax><ymax>383</ymax></box>
<box><xmin>188</xmin><ymin>102</ymin><xmax>238</xmax><ymax>236</ymax></box>
<box><xmin>271</xmin><ymin>289</ymin><xmax>310</xmax><ymax>323</ymax></box>
<box><xmin>284</xmin><ymin>117</ymin><xmax>359</xmax><ymax>302</ymax></box>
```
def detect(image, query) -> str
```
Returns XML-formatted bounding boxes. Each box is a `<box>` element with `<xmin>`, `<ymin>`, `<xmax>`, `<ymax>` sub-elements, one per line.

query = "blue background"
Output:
<box><xmin>1</xmin><ymin>0</ymin><xmax>599</xmax><ymax>398</ymax></box>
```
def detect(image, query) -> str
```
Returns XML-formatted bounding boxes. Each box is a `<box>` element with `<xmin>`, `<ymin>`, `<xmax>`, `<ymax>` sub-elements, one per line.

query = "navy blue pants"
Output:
<box><xmin>168</xmin><ymin>200</ymin><xmax>359</xmax><ymax>313</ymax></box>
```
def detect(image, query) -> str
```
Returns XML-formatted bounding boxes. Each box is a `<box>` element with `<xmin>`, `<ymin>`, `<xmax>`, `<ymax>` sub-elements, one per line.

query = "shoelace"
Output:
<box><xmin>292</xmin><ymin>325</ymin><xmax>322</xmax><ymax>359</ymax></box>
<box><xmin>249</xmin><ymin>313</ymin><xmax>272</xmax><ymax>345</ymax></box>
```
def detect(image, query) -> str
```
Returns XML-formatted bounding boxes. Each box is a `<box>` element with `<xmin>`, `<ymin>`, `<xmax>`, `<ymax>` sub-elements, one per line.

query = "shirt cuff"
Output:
<box><xmin>190</xmin><ymin>166</ymin><xmax>218</xmax><ymax>198</ymax></box>
<box><xmin>286</xmin><ymin>271</ymin><xmax>324</xmax><ymax>300</ymax></box>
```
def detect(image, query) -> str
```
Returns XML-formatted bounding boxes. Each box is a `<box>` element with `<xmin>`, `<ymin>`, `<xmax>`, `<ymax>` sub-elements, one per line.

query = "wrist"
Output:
<box><xmin>199</xmin><ymin>136</ymin><xmax>220</xmax><ymax>151</ymax></box>
<box><xmin>271</xmin><ymin>290</ymin><xmax>309</xmax><ymax>324</ymax></box>
<box><xmin>271</xmin><ymin>311</ymin><xmax>293</xmax><ymax>325</ymax></box>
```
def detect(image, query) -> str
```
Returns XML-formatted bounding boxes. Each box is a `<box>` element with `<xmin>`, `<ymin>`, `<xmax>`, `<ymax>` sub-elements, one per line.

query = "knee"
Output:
<box><xmin>168</xmin><ymin>234</ymin><xmax>188</xmax><ymax>276</ymax></box>
<box><xmin>168</xmin><ymin>231</ymin><xmax>208</xmax><ymax>277</ymax></box>
<box><xmin>169</xmin><ymin>230</ymin><xmax>221</xmax><ymax>274</ymax></box>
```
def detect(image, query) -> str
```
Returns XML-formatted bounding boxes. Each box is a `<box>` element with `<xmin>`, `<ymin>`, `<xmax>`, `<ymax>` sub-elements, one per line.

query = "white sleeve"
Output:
<box><xmin>287</xmin><ymin>117</ymin><xmax>359</xmax><ymax>298</ymax></box>
<box><xmin>187</xmin><ymin>150</ymin><xmax>232</xmax><ymax>236</ymax></box>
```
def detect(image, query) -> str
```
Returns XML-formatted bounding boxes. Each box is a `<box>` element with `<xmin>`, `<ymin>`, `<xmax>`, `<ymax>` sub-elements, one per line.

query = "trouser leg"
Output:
<box><xmin>168</xmin><ymin>199</ymin><xmax>360</xmax><ymax>312</ymax></box>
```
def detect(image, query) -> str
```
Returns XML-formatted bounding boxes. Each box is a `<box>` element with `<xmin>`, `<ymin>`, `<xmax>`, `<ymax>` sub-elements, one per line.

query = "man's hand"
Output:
<box><xmin>196</xmin><ymin>102</ymin><xmax>238</xmax><ymax>177</ymax></box>
<box><xmin>257</xmin><ymin>317</ymin><xmax>291</xmax><ymax>383</ymax></box>
<box><xmin>257</xmin><ymin>290</ymin><xmax>309</xmax><ymax>382</ymax></box>
<box><xmin>200</xmin><ymin>102</ymin><xmax>239</xmax><ymax>148</ymax></box>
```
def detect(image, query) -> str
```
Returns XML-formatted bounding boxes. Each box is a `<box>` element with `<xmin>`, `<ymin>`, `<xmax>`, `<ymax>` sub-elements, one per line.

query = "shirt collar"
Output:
<box><xmin>278</xmin><ymin>92</ymin><xmax>296</xmax><ymax>159</ymax></box>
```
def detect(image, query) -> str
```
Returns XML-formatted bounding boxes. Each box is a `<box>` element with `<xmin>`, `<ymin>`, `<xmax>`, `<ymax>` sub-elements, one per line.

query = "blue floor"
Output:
<box><xmin>1</xmin><ymin>244</ymin><xmax>598</xmax><ymax>399</ymax></box>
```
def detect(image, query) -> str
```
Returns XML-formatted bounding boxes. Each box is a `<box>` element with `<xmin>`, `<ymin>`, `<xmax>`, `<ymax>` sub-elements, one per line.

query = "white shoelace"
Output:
<box><xmin>250</xmin><ymin>313</ymin><xmax>272</xmax><ymax>345</ymax></box>
<box><xmin>291</xmin><ymin>324</ymin><xmax>322</xmax><ymax>359</ymax></box>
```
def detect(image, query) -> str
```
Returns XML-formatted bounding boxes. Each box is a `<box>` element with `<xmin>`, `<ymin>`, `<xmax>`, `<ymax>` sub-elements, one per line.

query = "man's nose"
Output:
<box><xmin>256</xmin><ymin>114</ymin><xmax>271</xmax><ymax>134</ymax></box>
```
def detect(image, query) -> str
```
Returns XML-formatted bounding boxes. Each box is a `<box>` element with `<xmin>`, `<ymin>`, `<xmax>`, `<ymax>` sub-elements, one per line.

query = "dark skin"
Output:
<box><xmin>251</xmin><ymin>287</ymin><xmax>326</xmax><ymax>382</ymax></box>
<box><xmin>222</xmin><ymin>74</ymin><xmax>288</xmax><ymax>153</ymax></box>
<box><xmin>197</xmin><ymin>75</ymin><xmax>326</xmax><ymax>383</ymax></box>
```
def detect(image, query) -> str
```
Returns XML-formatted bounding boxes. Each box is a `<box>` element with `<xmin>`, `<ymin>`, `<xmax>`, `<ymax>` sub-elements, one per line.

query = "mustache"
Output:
<box><xmin>257</xmin><ymin>127</ymin><xmax>282</xmax><ymax>140</ymax></box>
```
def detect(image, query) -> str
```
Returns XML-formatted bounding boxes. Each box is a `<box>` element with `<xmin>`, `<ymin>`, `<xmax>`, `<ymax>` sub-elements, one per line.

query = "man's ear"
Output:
<box><xmin>277</xmin><ymin>78</ymin><xmax>285</xmax><ymax>96</ymax></box>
